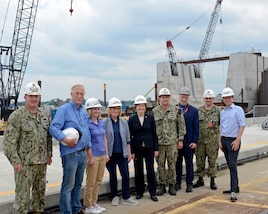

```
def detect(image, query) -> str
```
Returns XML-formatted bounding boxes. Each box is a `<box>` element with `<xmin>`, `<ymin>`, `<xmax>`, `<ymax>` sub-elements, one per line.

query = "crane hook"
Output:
<box><xmin>70</xmin><ymin>0</ymin><xmax>73</xmax><ymax>15</ymax></box>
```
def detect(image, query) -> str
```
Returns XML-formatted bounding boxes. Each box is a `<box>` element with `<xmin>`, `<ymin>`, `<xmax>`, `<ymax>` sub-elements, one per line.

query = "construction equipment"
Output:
<box><xmin>195</xmin><ymin>0</ymin><xmax>223</xmax><ymax>78</ymax></box>
<box><xmin>166</xmin><ymin>0</ymin><xmax>223</xmax><ymax>77</ymax></box>
<box><xmin>0</xmin><ymin>0</ymin><xmax>39</xmax><ymax>112</ymax></box>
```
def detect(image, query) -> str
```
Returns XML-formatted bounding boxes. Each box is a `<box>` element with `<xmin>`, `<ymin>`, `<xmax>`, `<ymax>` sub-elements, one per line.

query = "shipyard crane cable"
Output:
<box><xmin>166</xmin><ymin>4</ymin><xmax>214</xmax><ymax>63</ymax></box>
<box><xmin>0</xmin><ymin>0</ymin><xmax>11</xmax><ymax>44</ymax></box>
<box><xmin>168</xmin><ymin>5</ymin><xmax>213</xmax><ymax>41</ymax></box>
<box><xmin>219</xmin><ymin>7</ymin><xmax>227</xmax><ymax>82</ymax></box>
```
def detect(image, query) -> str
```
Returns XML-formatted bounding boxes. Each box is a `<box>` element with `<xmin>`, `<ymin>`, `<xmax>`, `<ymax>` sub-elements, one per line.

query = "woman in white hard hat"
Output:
<box><xmin>128</xmin><ymin>95</ymin><xmax>159</xmax><ymax>202</ymax></box>
<box><xmin>84</xmin><ymin>98</ymin><xmax>108</xmax><ymax>214</ymax></box>
<box><xmin>104</xmin><ymin>97</ymin><xmax>139</xmax><ymax>206</ymax></box>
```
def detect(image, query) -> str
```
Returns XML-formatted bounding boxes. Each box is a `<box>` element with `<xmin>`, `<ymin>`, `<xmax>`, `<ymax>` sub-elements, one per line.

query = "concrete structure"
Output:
<box><xmin>157</xmin><ymin>51</ymin><xmax>268</xmax><ymax>111</ymax></box>
<box><xmin>227</xmin><ymin>52</ymin><xmax>268</xmax><ymax>111</ymax></box>
<box><xmin>157</xmin><ymin>61</ymin><xmax>204</xmax><ymax>107</ymax></box>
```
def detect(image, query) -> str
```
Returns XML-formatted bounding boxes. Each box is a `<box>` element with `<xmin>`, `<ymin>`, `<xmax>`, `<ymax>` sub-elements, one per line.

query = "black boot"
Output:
<box><xmin>175</xmin><ymin>182</ymin><xmax>181</xmax><ymax>191</ymax></box>
<box><xmin>193</xmin><ymin>177</ymin><xmax>204</xmax><ymax>188</ymax></box>
<box><xmin>156</xmin><ymin>184</ymin><xmax>166</xmax><ymax>196</ymax></box>
<box><xmin>210</xmin><ymin>177</ymin><xmax>217</xmax><ymax>190</ymax></box>
<box><xmin>168</xmin><ymin>184</ymin><xmax>177</xmax><ymax>196</ymax></box>
<box><xmin>186</xmin><ymin>183</ymin><xmax>193</xmax><ymax>193</ymax></box>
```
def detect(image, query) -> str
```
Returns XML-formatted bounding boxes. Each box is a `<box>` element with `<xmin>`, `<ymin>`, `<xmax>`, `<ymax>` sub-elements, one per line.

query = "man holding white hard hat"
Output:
<box><xmin>49</xmin><ymin>84</ymin><xmax>91</xmax><ymax>214</ymax></box>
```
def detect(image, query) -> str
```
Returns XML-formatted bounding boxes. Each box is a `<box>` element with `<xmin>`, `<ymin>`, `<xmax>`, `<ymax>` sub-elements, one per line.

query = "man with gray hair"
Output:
<box><xmin>176</xmin><ymin>86</ymin><xmax>199</xmax><ymax>193</ymax></box>
<box><xmin>49</xmin><ymin>84</ymin><xmax>91</xmax><ymax>214</ymax></box>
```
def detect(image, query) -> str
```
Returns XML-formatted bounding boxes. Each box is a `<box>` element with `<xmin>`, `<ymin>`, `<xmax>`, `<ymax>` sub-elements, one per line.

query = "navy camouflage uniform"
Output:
<box><xmin>152</xmin><ymin>105</ymin><xmax>186</xmax><ymax>186</ymax></box>
<box><xmin>3</xmin><ymin>106</ymin><xmax>52</xmax><ymax>214</ymax></box>
<box><xmin>196</xmin><ymin>105</ymin><xmax>220</xmax><ymax>178</ymax></box>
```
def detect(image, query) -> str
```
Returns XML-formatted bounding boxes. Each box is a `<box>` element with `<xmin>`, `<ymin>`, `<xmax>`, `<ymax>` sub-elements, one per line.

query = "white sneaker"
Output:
<box><xmin>85</xmin><ymin>206</ymin><xmax>102</xmax><ymax>214</ymax></box>
<box><xmin>122</xmin><ymin>197</ymin><xmax>140</xmax><ymax>206</ymax></box>
<box><xmin>230</xmin><ymin>192</ymin><xmax>237</xmax><ymax>202</ymax></box>
<box><xmin>111</xmin><ymin>196</ymin><xmax>120</xmax><ymax>206</ymax></box>
<box><xmin>95</xmin><ymin>204</ymin><xmax>106</xmax><ymax>212</ymax></box>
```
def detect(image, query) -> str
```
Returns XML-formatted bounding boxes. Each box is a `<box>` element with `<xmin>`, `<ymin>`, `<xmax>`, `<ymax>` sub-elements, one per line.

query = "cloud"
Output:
<box><xmin>1</xmin><ymin>0</ymin><xmax>268</xmax><ymax>103</ymax></box>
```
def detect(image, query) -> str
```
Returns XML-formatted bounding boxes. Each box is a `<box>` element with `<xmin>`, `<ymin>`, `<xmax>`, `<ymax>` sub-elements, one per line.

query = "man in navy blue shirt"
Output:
<box><xmin>220</xmin><ymin>87</ymin><xmax>246</xmax><ymax>202</ymax></box>
<box><xmin>176</xmin><ymin>86</ymin><xmax>199</xmax><ymax>193</ymax></box>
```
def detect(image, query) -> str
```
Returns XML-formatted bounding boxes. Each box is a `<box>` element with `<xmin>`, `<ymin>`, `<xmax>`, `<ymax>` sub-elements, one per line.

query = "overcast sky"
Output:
<box><xmin>1</xmin><ymin>0</ymin><xmax>267</xmax><ymax>102</ymax></box>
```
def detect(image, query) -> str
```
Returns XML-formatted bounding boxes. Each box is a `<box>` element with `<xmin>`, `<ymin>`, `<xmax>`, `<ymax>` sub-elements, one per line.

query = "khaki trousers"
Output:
<box><xmin>83</xmin><ymin>156</ymin><xmax>106</xmax><ymax>207</ymax></box>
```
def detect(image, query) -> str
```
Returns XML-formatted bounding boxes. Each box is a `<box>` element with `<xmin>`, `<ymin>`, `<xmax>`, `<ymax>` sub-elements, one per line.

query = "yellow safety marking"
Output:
<box><xmin>47</xmin><ymin>182</ymin><xmax>61</xmax><ymax>188</ymax></box>
<box><xmin>165</xmin><ymin>197</ymin><xmax>215</xmax><ymax>213</ymax></box>
<box><xmin>241</xmin><ymin>141</ymin><xmax>268</xmax><ymax>149</ymax></box>
<box><xmin>0</xmin><ymin>164</ymin><xmax>135</xmax><ymax>197</ymax></box>
<box><xmin>0</xmin><ymin>190</ymin><xmax>15</xmax><ymax>197</ymax></box>
<box><xmin>210</xmin><ymin>198</ymin><xmax>268</xmax><ymax>209</ymax></box>
<box><xmin>164</xmin><ymin>195</ymin><xmax>268</xmax><ymax>214</ymax></box>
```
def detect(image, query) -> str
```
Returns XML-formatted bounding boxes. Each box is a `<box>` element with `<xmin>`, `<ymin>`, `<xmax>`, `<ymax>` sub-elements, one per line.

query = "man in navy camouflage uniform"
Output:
<box><xmin>152</xmin><ymin>88</ymin><xmax>186</xmax><ymax>196</ymax></box>
<box><xmin>3</xmin><ymin>82</ymin><xmax>53</xmax><ymax>214</ymax></box>
<box><xmin>193</xmin><ymin>89</ymin><xmax>220</xmax><ymax>190</ymax></box>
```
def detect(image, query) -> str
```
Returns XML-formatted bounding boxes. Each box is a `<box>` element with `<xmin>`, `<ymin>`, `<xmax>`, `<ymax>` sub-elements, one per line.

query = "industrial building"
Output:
<box><xmin>157</xmin><ymin>51</ymin><xmax>268</xmax><ymax>114</ymax></box>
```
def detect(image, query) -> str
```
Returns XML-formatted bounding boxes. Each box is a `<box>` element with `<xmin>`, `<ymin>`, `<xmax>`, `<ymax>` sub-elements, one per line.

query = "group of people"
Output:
<box><xmin>2</xmin><ymin>82</ymin><xmax>245</xmax><ymax>214</ymax></box>
<box><xmin>153</xmin><ymin>86</ymin><xmax>245</xmax><ymax>204</ymax></box>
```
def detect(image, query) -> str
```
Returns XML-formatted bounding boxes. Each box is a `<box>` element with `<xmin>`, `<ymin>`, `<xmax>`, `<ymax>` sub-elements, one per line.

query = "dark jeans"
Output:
<box><xmin>133</xmin><ymin>148</ymin><xmax>156</xmax><ymax>196</ymax></box>
<box><xmin>176</xmin><ymin>147</ymin><xmax>195</xmax><ymax>184</ymax></box>
<box><xmin>106</xmin><ymin>153</ymin><xmax>130</xmax><ymax>200</ymax></box>
<box><xmin>221</xmin><ymin>136</ymin><xmax>240</xmax><ymax>192</ymax></box>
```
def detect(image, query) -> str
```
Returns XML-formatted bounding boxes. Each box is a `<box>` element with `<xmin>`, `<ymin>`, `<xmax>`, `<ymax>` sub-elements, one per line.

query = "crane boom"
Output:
<box><xmin>196</xmin><ymin>0</ymin><xmax>222</xmax><ymax>77</ymax></box>
<box><xmin>0</xmin><ymin>0</ymin><xmax>39</xmax><ymax>109</ymax></box>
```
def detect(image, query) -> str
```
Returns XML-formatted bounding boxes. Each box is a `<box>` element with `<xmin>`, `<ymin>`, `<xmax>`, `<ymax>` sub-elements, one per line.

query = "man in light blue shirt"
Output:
<box><xmin>219</xmin><ymin>87</ymin><xmax>246</xmax><ymax>203</ymax></box>
<box><xmin>49</xmin><ymin>84</ymin><xmax>91</xmax><ymax>214</ymax></box>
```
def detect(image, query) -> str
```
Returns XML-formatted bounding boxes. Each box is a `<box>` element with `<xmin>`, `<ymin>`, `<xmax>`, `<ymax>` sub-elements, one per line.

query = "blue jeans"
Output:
<box><xmin>106</xmin><ymin>153</ymin><xmax>130</xmax><ymax>200</ymax></box>
<box><xmin>60</xmin><ymin>149</ymin><xmax>86</xmax><ymax>214</ymax></box>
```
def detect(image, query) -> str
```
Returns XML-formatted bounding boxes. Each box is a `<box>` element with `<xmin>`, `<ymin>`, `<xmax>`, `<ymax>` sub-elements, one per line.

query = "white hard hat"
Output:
<box><xmin>134</xmin><ymin>95</ymin><xmax>147</xmax><ymax>105</ymax></box>
<box><xmin>222</xmin><ymin>87</ymin><xmax>234</xmax><ymax>97</ymax></box>
<box><xmin>159</xmin><ymin>88</ymin><xmax>170</xmax><ymax>96</ymax></box>
<box><xmin>179</xmin><ymin>86</ymin><xmax>191</xmax><ymax>96</ymax></box>
<box><xmin>61</xmin><ymin>127</ymin><xmax>80</xmax><ymax>146</ymax></box>
<box><xmin>85</xmin><ymin>97</ymin><xmax>102</xmax><ymax>109</ymax></box>
<box><xmin>108</xmin><ymin>97</ymin><xmax>122</xmax><ymax>107</ymax></box>
<box><xmin>203</xmin><ymin>89</ymin><xmax>215</xmax><ymax>98</ymax></box>
<box><xmin>24</xmin><ymin>82</ymin><xmax>41</xmax><ymax>95</ymax></box>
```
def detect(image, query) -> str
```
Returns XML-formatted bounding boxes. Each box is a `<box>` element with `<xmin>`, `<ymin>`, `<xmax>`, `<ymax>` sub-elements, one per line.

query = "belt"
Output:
<box><xmin>221</xmin><ymin>136</ymin><xmax>236</xmax><ymax>140</ymax></box>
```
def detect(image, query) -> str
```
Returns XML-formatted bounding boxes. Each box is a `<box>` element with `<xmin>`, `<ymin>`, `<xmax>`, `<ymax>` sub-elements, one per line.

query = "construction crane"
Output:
<box><xmin>166</xmin><ymin>0</ymin><xmax>222</xmax><ymax>77</ymax></box>
<box><xmin>0</xmin><ymin>0</ymin><xmax>39</xmax><ymax>111</ymax></box>
<box><xmin>195</xmin><ymin>0</ymin><xmax>223</xmax><ymax>78</ymax></box>
<box><xmin>166</xmin><ymin>26</ymin><xmax>191</xmax><ymax>76</ymax></box>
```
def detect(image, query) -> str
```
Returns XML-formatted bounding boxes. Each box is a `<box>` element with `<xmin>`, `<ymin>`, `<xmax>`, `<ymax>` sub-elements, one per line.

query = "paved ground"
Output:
<box><xmin>51</xmin><ymin>157</ymin><xmax>268</xmax><ymax>214</ymax></box>
<box><xmin>0</xmin><ymin>122</ymin><xmax>268</xmax><ymax>213</ymax></box>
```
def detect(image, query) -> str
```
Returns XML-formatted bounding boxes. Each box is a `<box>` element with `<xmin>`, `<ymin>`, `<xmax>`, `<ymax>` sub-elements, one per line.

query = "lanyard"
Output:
<box><xmin>179</xmin><ymin>104</ymin><xmax>189</xmax><ymax>115</ymax></box>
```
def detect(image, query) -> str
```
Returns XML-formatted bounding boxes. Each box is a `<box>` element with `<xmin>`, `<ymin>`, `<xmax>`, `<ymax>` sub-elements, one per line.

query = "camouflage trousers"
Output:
<box><xmin>195</xmin><ymin>141</ymin><xmax>219</xmax><ymax>178</ymax></box>
<box><xmin>156</xmin><ymin>144</ymin><xmax>178</xmax><ymax>185</ymax></box>
<box><xmin>13</xmin><ymin>164</ymin><xmax>47</xmax><ymax>214</ymax></box>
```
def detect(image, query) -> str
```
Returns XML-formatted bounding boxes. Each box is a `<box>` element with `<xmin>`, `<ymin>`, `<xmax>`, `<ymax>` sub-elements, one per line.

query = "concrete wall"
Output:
<box><xmin>226</xmin><ymin>52</ymin><xmax>268</xmax><ymax>111</ymax></box>
<box><xmin>157</xmin><ymin>61</ymin><xmax>204</xmax><ymax>107</ymax></box>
